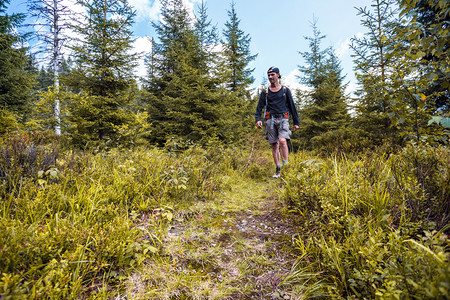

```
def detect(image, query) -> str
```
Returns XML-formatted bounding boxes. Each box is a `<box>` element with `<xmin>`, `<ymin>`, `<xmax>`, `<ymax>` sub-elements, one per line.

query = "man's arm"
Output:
<box><xmin>255</xmin><ymin>91</ymin><xmax>266</xmax><ymax>124</ymax></box>
<box><xmin>286</xmin><ymin>88</ymin><xmax>299</xmax><ymax>128</ymax></box>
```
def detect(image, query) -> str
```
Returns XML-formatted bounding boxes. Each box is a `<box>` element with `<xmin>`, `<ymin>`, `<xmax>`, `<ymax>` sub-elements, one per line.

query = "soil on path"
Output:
<box><xmin>125</xmin><ymin>178</ymin><xmax>303</xmax><ymax>299</ymax></box>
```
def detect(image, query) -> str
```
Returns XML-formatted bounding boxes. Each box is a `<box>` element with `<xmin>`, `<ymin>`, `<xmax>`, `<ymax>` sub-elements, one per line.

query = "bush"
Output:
<box><xmin>310</xmin><ymin>128</ymin><xmax>372</xmax><ymax>155</ymax></box>
<box><xmin>282</xmin><ymin>146</ymin><xmax>450</xmax><ymax>298</ymax></box>
<box><xmin>301</xmin><ymin>218</ymin><xmax>449</xmax><ymax>298</ymax></box>
<box><xmin>0</xmin><ymin>138</ymin><xmax>249</xmax><ymax>298</ymax></box>
<box><xmin>389</xmin><ymin>143</ymin><xmax>450</xmax><ymax>228</ymax></box>
<box><xmin>0</xmin><ymin>131</ymin><xmax>59</xmax><ymax>197</ymax></box>
<box><xmin>0</xmin><ymin>109</ymin><xmax>21</xmax><ymax>135</ymax></box>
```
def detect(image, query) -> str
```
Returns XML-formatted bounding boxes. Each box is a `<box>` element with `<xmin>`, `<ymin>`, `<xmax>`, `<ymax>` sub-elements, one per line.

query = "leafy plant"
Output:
<box><xmin>281</xmin><ymin>145</ymin><xmax>449</xmax><ymax>297</ymax></box>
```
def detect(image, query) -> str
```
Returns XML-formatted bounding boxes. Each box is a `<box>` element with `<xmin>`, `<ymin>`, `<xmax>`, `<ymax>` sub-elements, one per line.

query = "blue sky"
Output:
<box><xmin>128</xmin><ymin>0</ymin><xmax>374</xmax><ymax>93</ymax></box>
<box><xmin>9</xmin><ymin>0</ymin><xmax>375</xmax><ymax>93</ymax></box>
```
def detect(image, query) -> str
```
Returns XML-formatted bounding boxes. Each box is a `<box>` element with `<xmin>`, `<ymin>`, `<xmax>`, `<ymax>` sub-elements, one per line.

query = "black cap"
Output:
<box><xmin>267</xmin><ymin>66</ymin><xmax>281</xmax><ymax>78</ymax></box>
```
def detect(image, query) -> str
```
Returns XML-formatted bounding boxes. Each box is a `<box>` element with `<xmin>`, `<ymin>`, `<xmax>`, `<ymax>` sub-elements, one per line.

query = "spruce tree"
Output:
<box><xmin>66</xmin><ymin>0</ymin><xmax>138</xmax><ymax>146</ymax></box>
<box><xmin>28</xmin><ymin>0</ymin><xmax>74</xmax><ymax>134</ymax></box>
<box><xmin>0</xmin><ymin>0</ymin><xmax>35</xmax><ymax>121</ymax></box>
<box><xmin>144</xmin><ymin>0</ymin><xmax>235</xmax><ymax>146</ymax></box>
<box><xmin>145</xmin><ymin>0</ymin><xmax>202</xmax><ymax>145</ymax></box>
<box><xmin>350</xmin><ymin>0</ymin><xmax>401</xmax><ymax>146</ymax></box>
<box><xmin>221</xmin><ymin>1</ymin><xmax>256</xmax><ymax>95</ymax></box>
<box><xmin>194</xmin><ymin>0</ymin><xmax>218</xmax><ymax>78</ymax></box>
<box><xmin>219</xmin><ymin>1</ymin><xmax>256</xmax><ymax>142</ymax></box>
<box><xmin>409</xmin><ymin>0</ymin><xmax>449</xmax><ymax>114</ymax></box>
<box><xmin>296</xmin><ymin>20</ymin><xmax>350</xmax><ymax>151</ymax></box>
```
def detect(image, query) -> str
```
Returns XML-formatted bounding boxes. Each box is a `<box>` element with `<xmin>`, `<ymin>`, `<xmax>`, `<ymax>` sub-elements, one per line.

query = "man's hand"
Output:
<box><xmin>256</xmin><ymin>121</ymin><xmax>262</xmax><ymax>129</ymax></box>
<box><xmin>293</xmin><ymin>125</ymin><xmax>299</xmax><ymax>131</ymax></box>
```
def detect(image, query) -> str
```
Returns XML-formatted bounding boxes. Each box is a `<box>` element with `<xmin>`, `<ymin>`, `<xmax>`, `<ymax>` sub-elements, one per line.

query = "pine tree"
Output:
<box><xmin>296</xmin><ymin>20</ymin><xmax>350</xmax><ymax>151</ymax></box>
<box><xmin>144</xmin><ymin>0</ymin><xmax>201</xmax><ymax>145</ymax></box>
<box><xmin>219</xmin><ymin>1</ymin><xmax>256</xmax><ymax>142</ymax></box>
<box><xmin>194</xmin><ymin>0</ymin><xmax>218</xmax><ymax>78</ymax></box>
<box><xmin>35</xmin><ymin>57</ymin><xmax>72</xmax><ymax>92</ymax></box>
<box><xmin>0</xmin><ymin>0</ymin><xmax>35</xmax><ymax>121</ymax></box>
<box><xmin>409</xmin><ymin>0</ymin><xmax>449</xmax><ymax>114</ymax></box>
<box><xmin>350</xmin><ymin>0</ymin><xmax>401</xmax><ymax>146</ymax></box>
<box><xmin>36</xmin><ymin>67</ymin><xmax>53</xmax><ymax>92</ymax></box>
<box><xmin>144</xmin><ymin>0</ymin><xmax>243</xmax><ymax>146</ymax></box>
<box><xmin>221</xmin><ymin>1</ymin><xmax>256</xmax><ymax>96</ymax></box>
<box><xmin>66</xmin><ymin>0</ymin><xmax>138</xmax><ymax>146</ymax></box>
<box><xmin>28</xmin><ymin>0</ymin><xmax>74</xmax><ymax>134</ymax></box>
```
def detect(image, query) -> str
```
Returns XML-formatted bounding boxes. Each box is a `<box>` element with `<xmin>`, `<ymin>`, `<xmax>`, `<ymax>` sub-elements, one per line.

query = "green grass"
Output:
<box><xmin>0</xmin><ymin>132</ymin><xmax>448</xmax><ymax>299</ymax></box>
<box><xmin>281</xmin><ymin>144</ymin><xmax>450</xmax><ymax>298</ymax></box>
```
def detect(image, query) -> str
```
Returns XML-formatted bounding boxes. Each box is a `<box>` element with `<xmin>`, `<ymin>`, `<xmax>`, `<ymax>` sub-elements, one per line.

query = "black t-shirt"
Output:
<box><xmin>255</xmin><ymin>86</ymin><xmax>300</xmax><ymax>126</ymax></box>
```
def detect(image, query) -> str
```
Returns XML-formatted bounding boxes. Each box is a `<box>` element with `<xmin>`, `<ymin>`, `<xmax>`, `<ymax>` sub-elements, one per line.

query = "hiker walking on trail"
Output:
<box><xmin>255</xmin><ymin>67</ymin><xmax>299</xmax><ymax>178</ymax></box>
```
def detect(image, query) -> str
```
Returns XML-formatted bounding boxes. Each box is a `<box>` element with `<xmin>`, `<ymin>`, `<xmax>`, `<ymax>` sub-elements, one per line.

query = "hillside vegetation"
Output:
<box><xmin>0</xmin><ymin>131</ymin><xmax>448</xmax><ymax>299</ymax></box>
<box><xmin>1</xmin><ymin>0</ymin><xmax>449</xmax><ymax>297</ymax></box>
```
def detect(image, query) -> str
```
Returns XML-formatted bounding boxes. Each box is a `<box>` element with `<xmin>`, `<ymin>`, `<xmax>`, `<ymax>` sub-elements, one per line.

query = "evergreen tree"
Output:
<box><xmin>144</xmin><ymin>0</ymin><xmax>203</xmax><ymax>145</ymax></box>
<box><xmin>28</xmin><ymin>0</ymin><xmax>74</xmax><ymax>134</ymax></box>
<box><xmin>219</xmin><ymin>1</ymin><xmax>256</xmax><ymax>142</ymax></box>
<box><xmin>36</xmin><ymin>67</ymin><xmax>53</xmax><ymax>92</ymax></box>
<box><xmin>350</xmin><ymin>0</ymin><xmax>401</xmax><ymax>145</ymax></box>
<box><xmin>193</xmin><ymin>0</ymin><xmax>218</xmax><ymax>78</ymax></box>
<box><xmin>66</xmin><ymin>0</ymin><xmax>138</xmax><ymax>146</ymax></box>
<box><xmin>296</xmin><ymin>20</ymin><xmax>350</xmax><ymax>151</ymax></box>
<box><xmin>0</xmin><ymin>0</ymin><xmax>35</xmax><ymax>121</ymax></box>
<box><xmin>144</xmin><ymin>0</ymin><xmax>247</xmax><ymax>146</ymax></box>
<box><xmin>386</xmin><ymin>0</ymin><xmax>449</xmax><ymax>143</ymax></box>
<box><xmin>221</xmin><ymin>1</ymin><xmax>256</xmax><ymax>96</ymax></box>
<box><xmin>35</xmin><ymin>57</ymin><xmax>72</xmax><ymax>92</ymax></box>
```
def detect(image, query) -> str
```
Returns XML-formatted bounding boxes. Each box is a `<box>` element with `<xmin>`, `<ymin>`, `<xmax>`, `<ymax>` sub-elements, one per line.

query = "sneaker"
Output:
<box><xmin>272</xmin><ymin>166</ymin><xmax>281</xmax><ymax>178</ymax></box>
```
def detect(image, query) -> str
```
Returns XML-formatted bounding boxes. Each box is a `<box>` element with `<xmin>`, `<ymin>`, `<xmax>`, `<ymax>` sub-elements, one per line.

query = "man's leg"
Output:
<box><xmin>279</xmin><ymin>137</ymin><xmax>289</xmax><ymax>164</ymax></box>
<box><xmin>271</xmin><ymin>142</ymin><xmax>281</xmax><ymax>166</ymax></box>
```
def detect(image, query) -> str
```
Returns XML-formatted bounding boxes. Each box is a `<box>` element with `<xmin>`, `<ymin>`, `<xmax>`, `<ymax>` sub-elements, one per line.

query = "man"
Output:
<box><xmin>255</xmin><ymin>67</ymin><xmax>299</xmax><ymax>178</ymax></box>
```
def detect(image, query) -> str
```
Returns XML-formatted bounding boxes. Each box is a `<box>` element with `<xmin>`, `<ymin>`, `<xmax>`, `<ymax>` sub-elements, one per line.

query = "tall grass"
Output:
<box><xmin>0</xmin><ymin>132</ymin><xmax>250</xmax><ymax>299</ymax></box>
<box><xmin>1</xmin><ymin>130</ymin><xmax>447</xmax><ymax>299</ymax></box>
<box><xmin>282</xmin><ymin>143</ymin><xmax>449</xmax><ymax>298</ymax></box>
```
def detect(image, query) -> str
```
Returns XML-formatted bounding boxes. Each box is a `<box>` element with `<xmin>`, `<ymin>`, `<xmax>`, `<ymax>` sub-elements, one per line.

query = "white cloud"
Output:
<box><xmin>281</xmin><ymin>69</ymin><xmax>309</xmax><ymax>93</ymax></box>
<box><xmin>129</xmin><ymin>0</ymin><xmax>161</xmax><ymax>21</ymax></box>
<box><xmin>335</xmin><ymin>38</ymin><xmax>350</xmax><ymax>58</ymax></box>
<box><xmin>132</xmin><ymin>36</ymin><xmax>153</xmax><ymax>79</ymax></box>
<box><xmin>345</xmin><ymin>82</ymin><xmax>358</xmax><ymax>96</ymax></box>
<box><xmin>129</xmin><ymin>0</ymin><xmax>200</xmax><ymax>22</ymax></box>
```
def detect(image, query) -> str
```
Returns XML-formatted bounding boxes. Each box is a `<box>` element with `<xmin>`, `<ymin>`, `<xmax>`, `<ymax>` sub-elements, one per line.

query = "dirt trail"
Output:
<box><xmin>125</xmin><ymin>178</ymin><xmax>302</xmax><ymax>299</ymax></box>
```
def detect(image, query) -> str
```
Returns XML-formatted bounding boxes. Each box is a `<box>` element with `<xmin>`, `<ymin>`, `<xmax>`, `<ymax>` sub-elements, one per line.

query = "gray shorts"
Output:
<box><xmin>265</xmin><ymin>117</ymin><xmax>292</xmax><ymax>144</ymax></box>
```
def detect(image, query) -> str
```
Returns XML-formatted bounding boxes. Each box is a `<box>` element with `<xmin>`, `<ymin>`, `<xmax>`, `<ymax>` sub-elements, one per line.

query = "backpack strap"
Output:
<box><xmin>264</xmin><ymin>86</ymin><xmax>287</xmax><ymax>120</ymax></box>
<box><xmin>264</xmin><ymin>87</ymin><xmax>269</xmax><ymax>120</ymax></box>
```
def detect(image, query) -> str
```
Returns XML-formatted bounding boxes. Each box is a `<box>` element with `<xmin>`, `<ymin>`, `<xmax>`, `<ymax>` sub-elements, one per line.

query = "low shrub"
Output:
<box><xmin>0</xmin><ymin>134</ymin><xmax>247</xmax><ymax>298</ymax></box>
<box><xmin>389</xmin><ymin>143</ymin><xmax>450</xmax><ymax>228</ymax></box>
<box><xmin>0</xmin><ymin>132</ymin><xmax>59</xmax><ymax>197</ymax></box>
<box><xmin>282</xmin><ymin>145</ymin><xmax>450</xmax><ymax>298</ymax></box>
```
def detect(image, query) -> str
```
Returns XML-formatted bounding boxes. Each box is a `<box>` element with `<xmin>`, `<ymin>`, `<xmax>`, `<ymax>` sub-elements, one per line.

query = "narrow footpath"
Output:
<box><xmin>124</xmin><ymin>177</ymin><xmax>303</xmax><ymax>299</ymax></box>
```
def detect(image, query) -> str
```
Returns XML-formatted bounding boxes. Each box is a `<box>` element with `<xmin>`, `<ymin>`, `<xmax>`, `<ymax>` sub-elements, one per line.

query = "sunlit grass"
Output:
<box><xmin>1</xmin><ymin>132</ymin><xmax>448</xmax><ymax>299</ymax></box>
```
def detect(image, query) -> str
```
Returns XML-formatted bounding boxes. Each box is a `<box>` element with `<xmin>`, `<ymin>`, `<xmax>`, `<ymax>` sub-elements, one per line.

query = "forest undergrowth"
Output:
<box><xmin>0</xmin><ymin>131</ymin><xmax>449</xmax><ymax>299</ymax></box>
